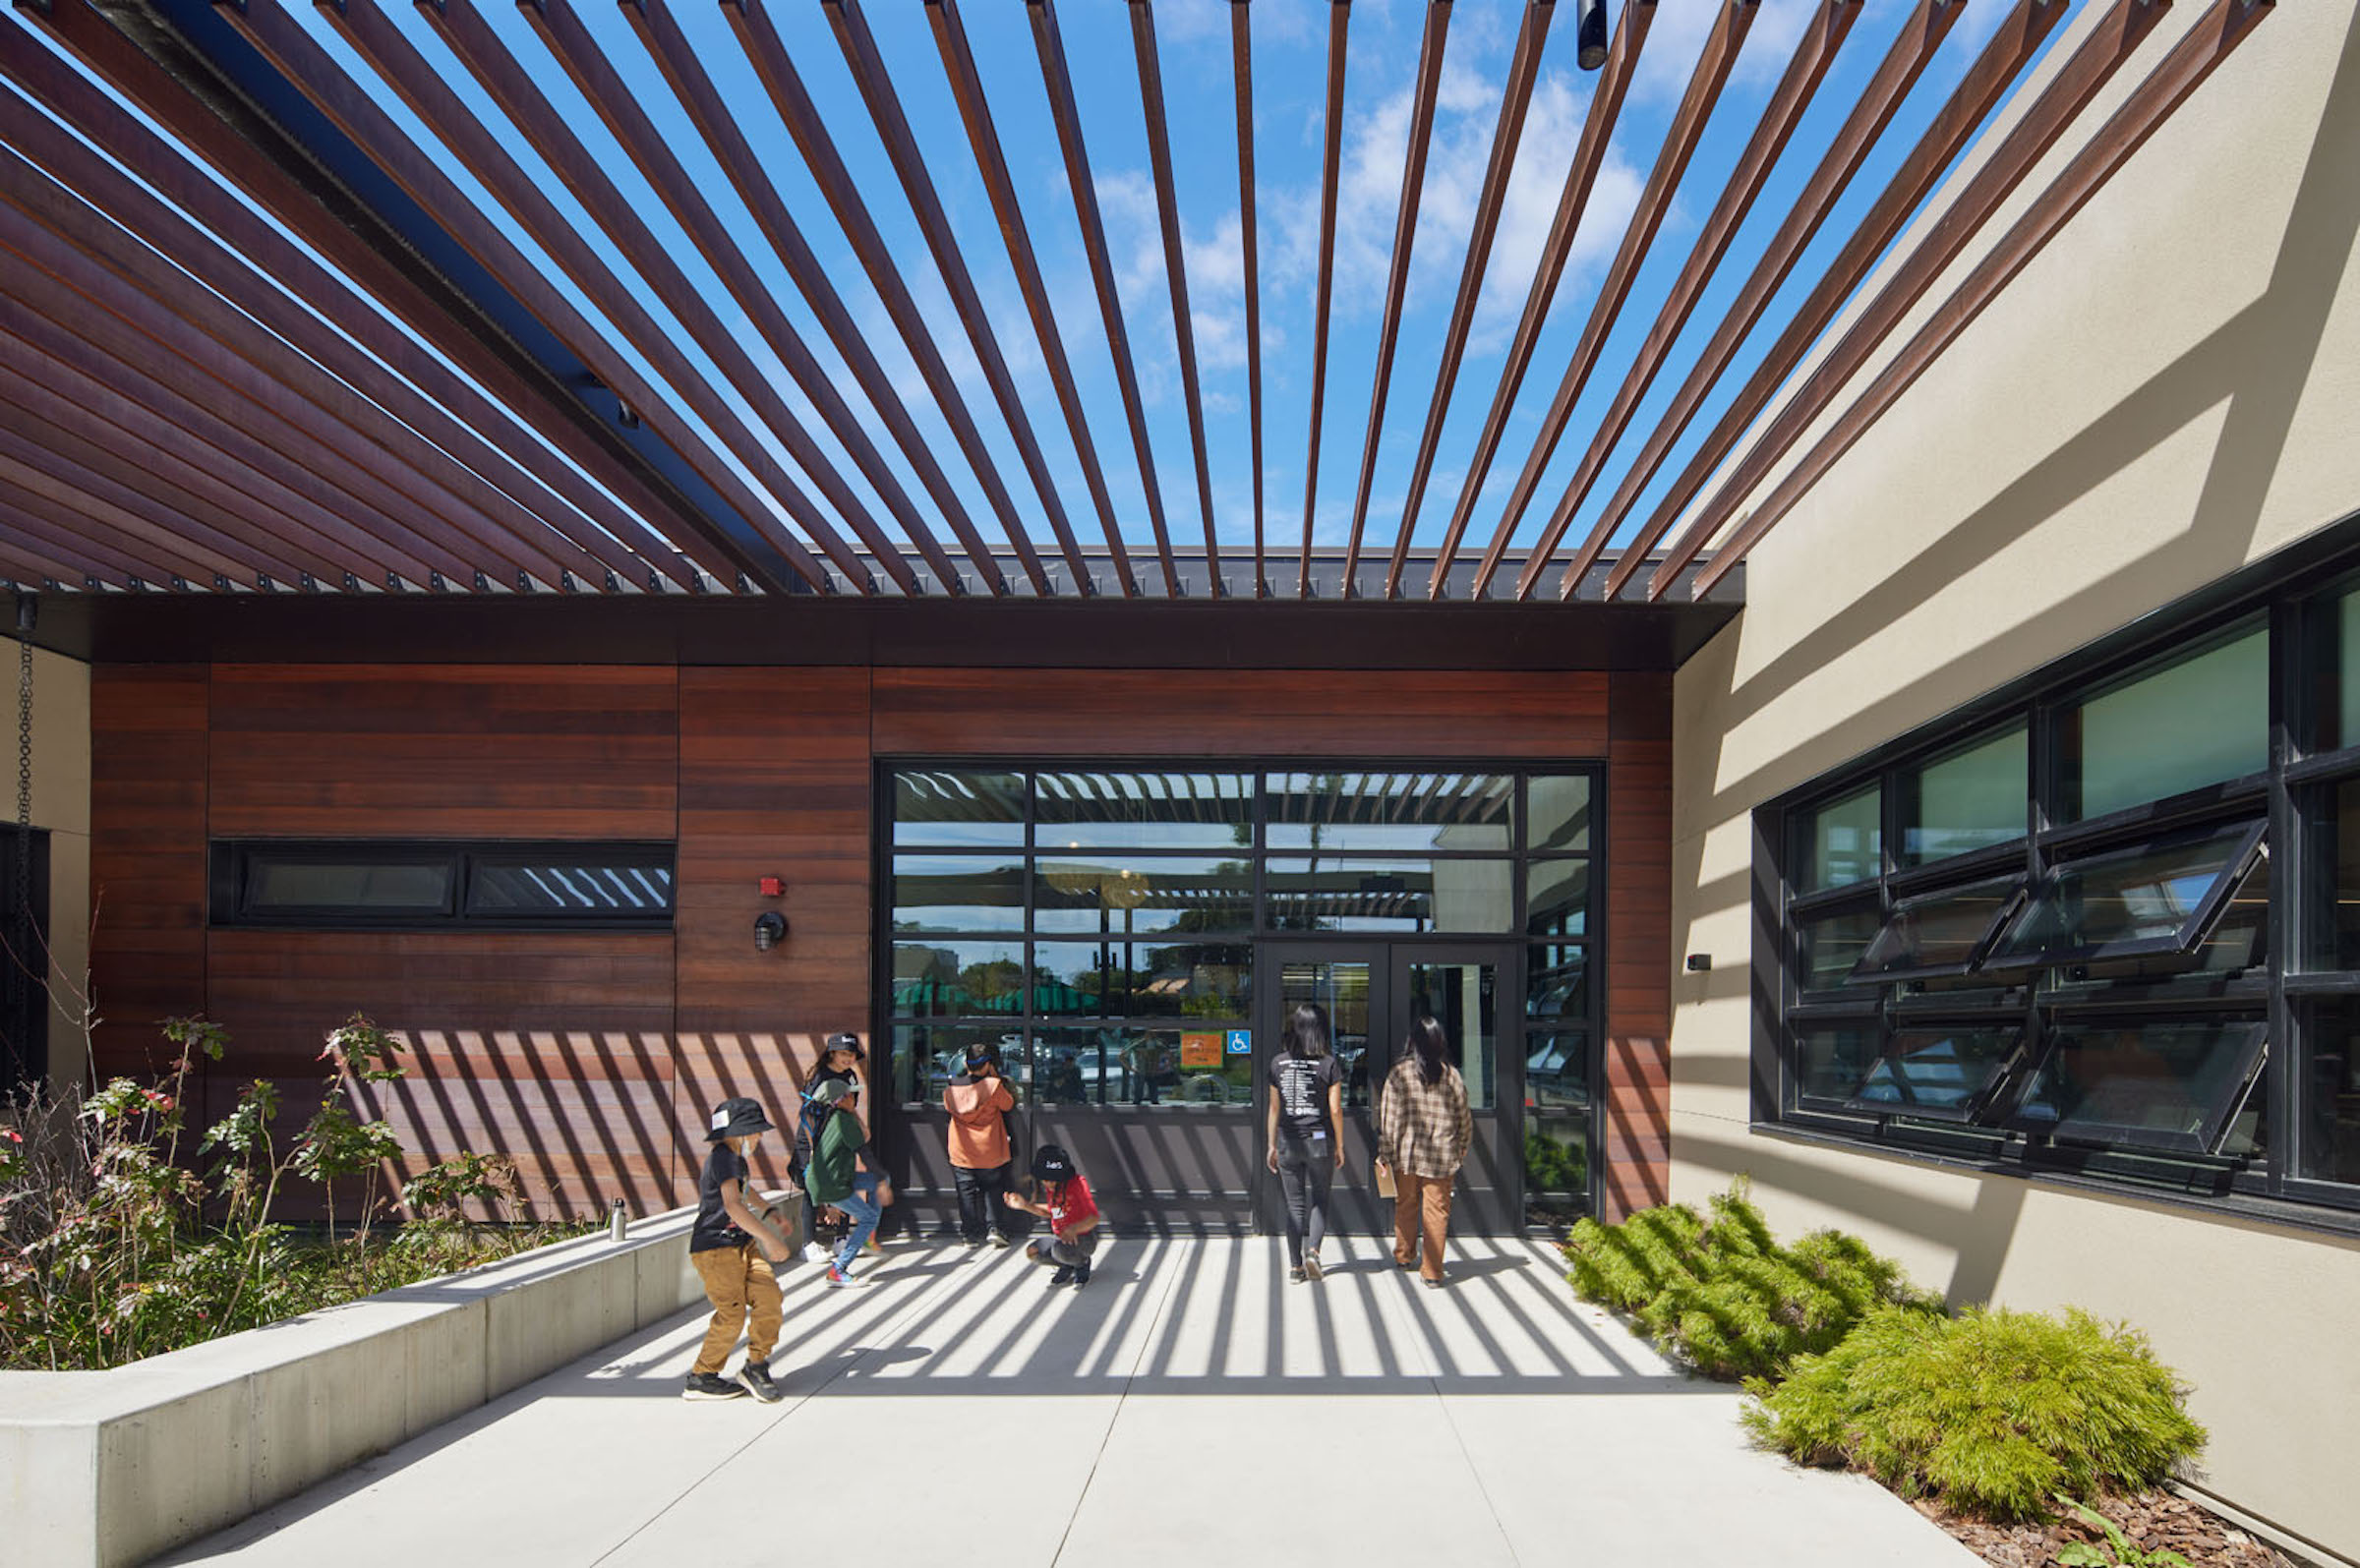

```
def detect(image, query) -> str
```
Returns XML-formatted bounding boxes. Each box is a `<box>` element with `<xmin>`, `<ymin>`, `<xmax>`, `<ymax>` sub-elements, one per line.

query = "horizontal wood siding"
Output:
<box><xmin>872</xmin><ymin>668</ymin><xmax>1610</xmax><ymax>757</ymax></box>
<box><xmin>88</xmin><ymin>665</ymin><xmax>207</xmax><ymax>1080</ymax></box>
<box><xmin>1604</xmin><ymin>670</ymin><xmax>1674</xmax><ymax>1222</ymax></box>
<box><xmin>205</xmin><ymin>665</ymin><xmax>677</xmax><ymax>839</ymax></box>
<box><xmin>675</xmin><ymin>668</ymin><xmax>871</xmax><ymax>1192</ymax></box>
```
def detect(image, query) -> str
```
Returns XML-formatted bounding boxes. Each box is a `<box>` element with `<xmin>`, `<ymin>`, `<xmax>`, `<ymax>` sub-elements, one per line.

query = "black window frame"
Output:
<box><xmin>1847</xmin><ymin>871</ymin><xmax>2030</xmax><ymax>983</ymax></box>
<box><xmin>1754</xmin><ymin>510</ymin><xmax>2360</xmax><ymax>1229</ymax></box>
<box><xmin>1983</xmin><ymin>819</ymin><xmax>2269</xmax><ymax>973</ymax></box>
<box><xmin>209</xmin><ymin>841</ymin><xmax>678</xmax><ymax>931</ymax></box>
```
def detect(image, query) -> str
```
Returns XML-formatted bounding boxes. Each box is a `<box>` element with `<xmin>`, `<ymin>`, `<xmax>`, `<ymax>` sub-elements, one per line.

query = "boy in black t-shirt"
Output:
<box><xmin>685</xmin><ymin>1096</ymin><xmax>792</xmax><ymax>1402</ymax></box>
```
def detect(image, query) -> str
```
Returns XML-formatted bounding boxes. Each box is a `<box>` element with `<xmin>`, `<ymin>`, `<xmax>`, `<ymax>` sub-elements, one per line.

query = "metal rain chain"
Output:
<box><xmin>9</xmin><ymin>592</ymin><xmax>31</xmax><ymax>1095</ymax></box>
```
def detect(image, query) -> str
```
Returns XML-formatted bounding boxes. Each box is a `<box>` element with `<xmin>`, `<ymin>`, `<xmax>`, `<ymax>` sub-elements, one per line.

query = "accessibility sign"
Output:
<box><xmin>1225</xmin><ymin>1028</ymin><xmax>1252</xmax><ymax>1056</ymax></box>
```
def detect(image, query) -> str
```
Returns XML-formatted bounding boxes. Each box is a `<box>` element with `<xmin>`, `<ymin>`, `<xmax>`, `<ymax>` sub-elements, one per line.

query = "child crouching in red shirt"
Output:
<box><xmin>1002</xmin><ymin>1143</ymin><xmax>1099</xmax><ymax>1288</ymax></box>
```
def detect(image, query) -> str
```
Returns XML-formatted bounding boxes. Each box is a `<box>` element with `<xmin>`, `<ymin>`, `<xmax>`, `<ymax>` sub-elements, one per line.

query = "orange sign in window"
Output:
<box><xmin>1180</xmin><ymin>1032</ymin><xmax>1223</xmax><ymax>1069</ymax></box>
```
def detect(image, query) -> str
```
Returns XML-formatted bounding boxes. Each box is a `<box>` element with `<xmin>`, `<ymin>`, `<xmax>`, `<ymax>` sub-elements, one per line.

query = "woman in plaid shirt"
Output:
<box><xmin>1376</xmin><ymin>1015</ymin><xmax>1473</xmax><ymax>1287</ymax></box>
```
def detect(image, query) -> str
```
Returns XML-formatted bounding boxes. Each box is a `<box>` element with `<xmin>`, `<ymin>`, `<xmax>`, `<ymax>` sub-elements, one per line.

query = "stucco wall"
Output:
<box><xmin>0</xmin><ymin>635</ymin><xmax>91</xmax><ymax>1096</ymax></box>
<box><xmin>1669</xmin><ymin>2</ymin><xmax>2360</xmax><ymax>1561</ymax></box>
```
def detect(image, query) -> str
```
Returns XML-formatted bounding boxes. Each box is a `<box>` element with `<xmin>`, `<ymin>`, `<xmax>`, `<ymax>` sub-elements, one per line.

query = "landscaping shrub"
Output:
<box><xmin>1740</xmin><ymin>1304</ymin><xmax>2208</xmax><ymax>1524</ymax></box>
<box><xmin>1562</xmin><ymin>1180</ymin><xmax>1939</xmax><ymax>1381</ymax></box>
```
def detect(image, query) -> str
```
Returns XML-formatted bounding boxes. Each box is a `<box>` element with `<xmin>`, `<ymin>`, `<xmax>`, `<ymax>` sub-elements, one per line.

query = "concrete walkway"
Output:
<box><xmin>163</xmin><ymin>1236</ymin><xmax>1974</xmax><ymax>1567</ymax></box>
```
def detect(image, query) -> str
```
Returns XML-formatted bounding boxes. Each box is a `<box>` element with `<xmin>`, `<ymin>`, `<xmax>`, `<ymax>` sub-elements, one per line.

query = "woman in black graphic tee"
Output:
<box><xmin>1265</xmin><ymin>1002</ymin><xmax>1344</xmax><ymax>1282</ymax></box>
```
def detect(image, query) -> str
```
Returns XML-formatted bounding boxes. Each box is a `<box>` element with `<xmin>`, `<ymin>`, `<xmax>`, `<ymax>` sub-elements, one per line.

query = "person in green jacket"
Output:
<box><xmin>803</xmin><ymin>1076</ymin><xmax>891</xmax><ymax>1287</ymax></box>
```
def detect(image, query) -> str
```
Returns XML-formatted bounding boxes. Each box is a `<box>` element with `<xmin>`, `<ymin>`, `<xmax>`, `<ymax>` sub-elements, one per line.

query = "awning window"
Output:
<box><xmin>1843</xmin><ymin>1025</ymin><xmax>2024</xmax><ymax>1122</ymax></box>
<box><xmin>2004</xmin><ymin>1018</ymin><xmax>2268</xmax><ymax>1154</ymax></box>
<box><xmin>1847</xmin><ymin>873</ymin><xmax>2027</xmax><ymax>983</ymax></box>
<box><xmin>1984</xmin><ymin>821</ymin><xmax>2266</xmax><ymax>971</ymax></box>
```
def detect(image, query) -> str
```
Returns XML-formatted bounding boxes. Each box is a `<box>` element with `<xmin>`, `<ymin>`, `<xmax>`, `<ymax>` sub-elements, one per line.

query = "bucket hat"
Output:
<box><xmin>808</xmin><ymin>1075</ymin><xmax>859</xmax><ymax>1108</ymax></box>
<box><xmin>824</xmin><ymin>1031</ymin><xmax>865</xmax><ymax>1061</ymax></box>
<box><xmin>705</xmin><ymin>1096</ymin><xmax>773</xmax><ymax>1142</ymax></box>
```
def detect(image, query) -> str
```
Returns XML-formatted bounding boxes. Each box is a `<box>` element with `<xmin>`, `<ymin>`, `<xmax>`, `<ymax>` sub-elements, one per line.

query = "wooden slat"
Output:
<box><xmin>205</xmin><ymin>667</ymin><xmax>678</xmax><ymax>839</ymax></box>
<box><xmin>1232</xmin><ymin>1</ymin><xmax>1266</xmax><ymax>596</ymax></box>
<box><xmin>88</xmin><ymin>667</ymin><xmax>208</xmax><ymax>1081</ymax></box>
<box><xmin>1296</xmin><ymin>0</ymin><xmax>1352</xmax><ymax>597</ymax></box>
<box><xmin>1602</xmin><ymin>669</ymin><xmax>1672</xmax><ymax>1221</ymax></box>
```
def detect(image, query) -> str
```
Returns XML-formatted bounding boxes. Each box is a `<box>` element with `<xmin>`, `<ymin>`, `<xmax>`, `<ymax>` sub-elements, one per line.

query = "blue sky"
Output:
<box><xmin>30</xmin><ymin>1</ymin><xmax>2066</xmax><ymax>577</ymax></box>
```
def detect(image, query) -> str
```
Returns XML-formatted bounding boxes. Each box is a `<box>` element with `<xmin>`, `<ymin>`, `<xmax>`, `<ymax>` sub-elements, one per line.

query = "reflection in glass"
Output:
<box><xmin>1794</xmin><ymin>1022</ymin><xmax>1880</xmax><ymax>1103</ymax></box>
<box><xmin>1801</xmin><ymin>784</ymin><xmax>1881</xmax><ymax>892</ymax></box>
<box><xmin>1032</xmin><ymin>1025</ymin><xmax>1251</xmax><ymax>1108</ymax></box>
<box><xmin>1798</xmin><ymin>902</ymin><xmax>1881</xmax><ymax>991</ymax></box>
<box><xmin>1526</xmin><ymin>945</ymin><xmax>1588</xmax><ymax>1020</ymax></box>
<box><xmin>1527</xmin><ymin>860</ymin><xmax>1590</xmax><ymax>938</ymax></box>
<box><xmin>1133</xmin><ymin>942</ymin><xmax>1251</xmax><ymax>1019</ymax></box>
<box><xmin>246</xmin><ymin>858</ymin><xmax>451</xmax><ymax>914</ymax></box>
<box><xmin>890</xmin><ymin>1022</ymin><xmax>1028</xmax><ymax>1109</ymax></box>
<box><xmin>1266</xmin><ymin>772</ymin><xmax>1513</xmax><ymax>852</ymax></box>
<box><xmin>1029</xmin><ymin>942</ymin><xmax>1122</xmax><ymax>1016</ymax></box>
<box><xmin>467</xmin><ymin>854</ymin><xmax>673</xmax><ymax>914</ymax></box>
<box><xmin>892</xmin><ymin>771</ymin><xmax>1026</xmax><ymax>846</ymax></box>
<box><xmin>1849</xmin><ymin>875</ymin><xmax>2025</xmax><ymax>981</ymax></box>
<box><xmin>2324</xmin><ymin>780</ymin><xmax>2360</xmax><ymax>969</ymax></box>
<box><xmin>1527</xmin><ymin>776</ymin><xmax>1592</xmax><ymax>852</ymax></box>
<box><xmin>1848</xmin><ymin>1027</ymin><xmax>2020</xmax><ymax>1120</ymax></box>
<box><xmin>889</xmin><ymin>855</ymin><xmax>1025</xmax><ymax>932</ymax></box>
<box><xmin>890</xmin><ymin>940</ymin><xmax>1024</xmax><ymax>1016</ymax></box>
<box><xmin>1902</xmin><ymin>726</ymin><xmax>2027</xmax><ymax>866</ymax></box>
<box><xmin>1032</xmin><ymin>771</ymin><xmax>1252</xmax><ymax>849</ymax></box>
<box><xmin>1525</xmin><ymin>1028</ymin><xmax>1588</xmax><ymax>1111</ymax></box>
<box><xmin>1989</xmin><ymin>822</ymin><xmax>2264</xmax><ymax>968</ymax></box>
<box><xmin>1406</xmin><ymin>960</ymin><xmax>1495</xmax><ymax>1110</ymax></box>
<box><xmin>1266</xmin><ymin>857</ymin><xmax>1512</xmax><ymax>932</ymax></box>
<box><xmin>1280</xmin><ymin>960</ymin><xmax>1375</xmax><ymax>1109</ymax></box>
<box><xmin>2009</xmin><ymin>1019</ymin><xmax>2268</xmax><ymax>1152</ymax></box>
<box><xmin>1525</xmin><ymin>1111</ymin><xmax>1589</xmax><ymax>1222</ymax></box>
<box><xmin>2064</xmin><ymin>626</ymin><xmax>2267</xmax><ymax>821</ymax></box>
<box><xmin>1032</xmin><ymin>856</ymin><xmax>1252</xmax><ymax>934</ymax></box>
<box><xmin>2330</xmin><ymin>588</ymin><xmax>2360</xmax><ymax>752</ymax></box>
<box><xmin>2300</xmin><ymin>1001</ymin><xmax>2360</xmax><ymax>1186</ymax></box>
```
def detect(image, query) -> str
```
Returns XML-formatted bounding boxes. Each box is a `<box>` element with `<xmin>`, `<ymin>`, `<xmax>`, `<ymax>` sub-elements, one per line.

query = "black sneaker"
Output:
<box><xmin>682</xmin><ymin>1372</ymin><xmax>746</xmax><ymax>1402</ymax></box>
<box><xmin>1071</xmin><ymin>1258</ymin><xmax>1092</xmax><ymax>1288</ymax></box>
<box><xmin>1289</xmin><ymin>1265</ymin><xmax>1307</xmax><ymax>1284</ymax></box>
<box><xmin>737</xmin><ymin>1361</ymin><xmax>784</xmax><ymax>1403</ymax></box>
<box><xmin>1049</xmin><ymin>1264</ymin><xmax>1077</xmax><ymax>1286</ymax></box>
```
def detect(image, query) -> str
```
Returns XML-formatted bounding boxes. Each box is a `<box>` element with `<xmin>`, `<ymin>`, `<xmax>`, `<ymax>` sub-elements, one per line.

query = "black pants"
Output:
<box><xmin>1276</xmin><ymin>1132</ymin><xmax>1335</xmax><ymax>1267</ymax></box>
<box><xmin>954</xmin><ymin>1161</ymin><xmax>1018</xmax><ymax>1243</ymax></box>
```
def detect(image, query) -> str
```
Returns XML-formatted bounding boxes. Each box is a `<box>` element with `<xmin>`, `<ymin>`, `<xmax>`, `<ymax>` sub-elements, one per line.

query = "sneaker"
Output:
<box><xmin>737</xmin><ymin>1361</ymin><xmax>784</xmax><ymax>1403</ymax></box>
<box><xmin>682</xmin><ymin>1372</ymin><xmax>746</xmax><ymax>1402</ymax></box>
<box><xmin>1289</xmin><ymin>1265</ymin><xmax>1307</xmax><ymax>1284</ymax></box>
<box><xmin>1049</xmin><ymin>1264</ymin><xmax>1077</xmax><ymax>1287</ymax></box>
<box><xmin>986</xmin><ymin>1233</ymin><xmax>1013</xmax><ymax>1249</ymax></box>
<box><xmin>1071</xmin><ymin>1258</ymin><xmax>1092</xmax><ymax>1288</ymax></box>
<box><xmin>801</xmin><ymin>1241</ymin><xmax>832</xmax><ymax>1264</ymax></box>
<box><xmin>826</xmin><ymin>1266</ymin><xmax>865</xmax><ymax>1288</ymax></box>
<box><xmin>962</xmin><ymin>1238</ymin><xmax>986</xmax><ymax>1250</ymax></box>
<box><xmin>1304</xmin><ymin>1253</ymin><xmax>1324</xmax><ymax>1281</ymax></box>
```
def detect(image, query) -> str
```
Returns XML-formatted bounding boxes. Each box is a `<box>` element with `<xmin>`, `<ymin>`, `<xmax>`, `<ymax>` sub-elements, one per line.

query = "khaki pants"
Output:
<box><xmin>1391</xmin><ymin>1170</ymin><xmax>1455</xmax><ymax>1282</ymax></box>
<box><xmin>690</xmin><ymin>1243</ymin><xmax>783</xmax><ymax>1376</ymax></box>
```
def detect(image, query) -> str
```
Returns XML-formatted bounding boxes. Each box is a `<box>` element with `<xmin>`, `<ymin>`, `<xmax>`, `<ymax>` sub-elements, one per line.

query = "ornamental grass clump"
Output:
<box><xmin>1562</xmin><ymin>1180</ymin><xmax>1939</xmax><ymax>1381</ymax></box>
<box><xmin>1740</xmin><ymin>1305</ymin><xmax>2208</xmax><ymax>1524</ymax></box>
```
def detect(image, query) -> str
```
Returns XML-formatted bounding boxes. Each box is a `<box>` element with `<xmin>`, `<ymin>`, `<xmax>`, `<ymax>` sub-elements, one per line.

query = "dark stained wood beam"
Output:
<box><xmin>0</xmin><ymin>445</ymin><xmax>238</xmax><ymax>585</ymax></box>
<box><xmin>1382</xmin><ymin>0</ymin><xmax>1554</xmax><ymax>599</ymax></box>
<box><xmin>1465</xmin><ymin>0</ymin><xmax>1759</xmax><ymax>602</ymax></box>
<box><xmin>391</xmin><ymin>0</ymin><xmax>919</xmax><ymax>595</ymax></box>
<box><xmin>1530</xmin><ymin>0</ymin><xmax>1861</xmax><ymax>601</ymax></box>
<box><xmin>723</xmin><ymin>0</ymin><xmax>1054</xmax><ymax>597</ymax></box>
<box><xmin>214</xmin><ymin>0</ymin><xmax>831</xmax><ymax>593</ymax></box>
<box><xmin>1230</xmin><ymin>0</ymin><xmax>1266</xmax><ymax>596</ymax></box>
<box><xmin>820</xmin><ymin>0</ymin><xmax>1095</xmax><ymax>592</ymax></box>
<box><xmin>1644</xmin><ymin>0</ymin><xmax>2164</xmax><ymax>600</ymax></box>
<box><xmin>1423</xmin><ymin>0</ymin><xmax>1654</xmax><ymax>599</ymax></box>
<box><xmin>1130</xmin><ymin>0</ymin><xmax>1224</xmax><ymax>586</ymax></box>
<box><xmin>1025</xmin><ymin>0</ymin><xmax>1183</xmax><ymax>596</ymax></box>
<box><xmin>1298</xmin><ymin>0</ymin><xmax>1351</xmax><ymax>597</ymax></box>
<box><xmin>925</xmin><ymin>0</ymin><xmax>1136</xmax><ymax>596</ymax></box>
<box><xmin>1683</xmin><ymin>0</ymin><xmax>2275</xmax><ymax>599</ymax></box>
<box><xmin>1341</xmin><ymin>0</ymin><xmax>1452</xmax><ymax>593</ymax></box>
<box><xmin>1594</xmin><ymin>0</ymin><xmax>1975</xmax><ymax>601</ymax></box>
<box><xmin>24</xmin><ymin>0</ymin><xmax>756</xmax><ymax>592</ymax></box>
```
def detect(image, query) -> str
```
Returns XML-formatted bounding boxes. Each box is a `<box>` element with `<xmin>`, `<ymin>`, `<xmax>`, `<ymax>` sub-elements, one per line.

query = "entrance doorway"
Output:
<box><xmin>1256</xmin><ymin>941</ymin><xmax>1522</xmax><ymax>1236</ymax></box>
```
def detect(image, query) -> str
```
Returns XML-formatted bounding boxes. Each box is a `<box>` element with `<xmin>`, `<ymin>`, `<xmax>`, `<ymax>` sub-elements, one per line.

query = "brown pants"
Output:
<box><xmin>1391</xmin><ymin>1170</ymin><xmax>1455</xmax><ymax>1282</ymax></box>
<box><xmin>690</xmin><ymin>1243</ymin><xmax>783</xmax><ymax>1376</ymax></box>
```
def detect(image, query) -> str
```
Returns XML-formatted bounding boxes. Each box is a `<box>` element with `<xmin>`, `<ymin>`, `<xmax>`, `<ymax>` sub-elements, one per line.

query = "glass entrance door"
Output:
<box><xmin>1259</xmin><ymin>942</ymin><xmax>1519</xmax><ymax>1236</ymax></box>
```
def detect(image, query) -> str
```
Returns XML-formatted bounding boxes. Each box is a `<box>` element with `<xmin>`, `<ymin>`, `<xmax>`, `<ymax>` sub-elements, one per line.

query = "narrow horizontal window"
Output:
<box><xmin>2005</xmin><ymin>1018</ymin><xmax>2268</xmax><ymax>1154</ymax></box>
<box><xmin>1265</xmin><ymin>772</ymin><xmax>1514</xmax><ymax>853</ymax></box>
<box><xmin>245</xmin><ymin>856</ymin><xmax>452</xmax><ymax>917</ymax></box>
<box><xmin>1264</xmin><ymin>856</ymin><xmax>1512</xmax><ymax>933</ymax></box>
<box><xmin>1033</xmin><ymin>771</ymin><xmax>1251</xmax><ymax>850</ymax></box>
<box><xmin>1845</xmin><ymin>1025</ymin><xmax>2024</xmax><ymax>1122</ymax></box>
<box><xmin>464</xmin><ymin>850</ymin><xmax>673</xmax><ymax>918</ymax></box>
<box><xmin>1032</xmin><ymin>855</ymin><xmax>1253</xmax><ymax>934</ymax></box>
<box><xmin>1849</xmin><ymin>873</ymin><xmax>2027</xmax><ymax>983</ymax></box>
<box><xmin>216</xmin><ymin>842</ymin><xmax>673</xmax><ymax>929</ymax></box>
<box><xmin>892</xmin><ymin>770</ymin><xmax>1026</xmax><ymax>847</ymax></box>
<box><xmin>1986</xmin><ymin>821</ymin><xmax>2266</xmax><ymax>971</ymax></box>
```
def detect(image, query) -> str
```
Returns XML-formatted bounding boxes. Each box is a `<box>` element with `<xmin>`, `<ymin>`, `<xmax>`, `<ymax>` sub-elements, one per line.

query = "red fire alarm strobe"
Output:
<box><xmin>758</xmin><ymin>877</ymin><xmax>786</xmax><ymax>898</ymax></box>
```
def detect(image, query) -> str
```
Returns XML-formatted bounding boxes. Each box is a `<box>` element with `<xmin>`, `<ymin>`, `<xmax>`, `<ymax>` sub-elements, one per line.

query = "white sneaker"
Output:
<box><xmin>801</xmin><ymin>1242</ymin><xmax>831</xmax><ymax>1265</ymax></box>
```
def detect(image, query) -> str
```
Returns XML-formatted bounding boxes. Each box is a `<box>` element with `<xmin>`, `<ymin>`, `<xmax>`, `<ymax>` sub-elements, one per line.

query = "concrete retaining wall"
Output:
<box><xmin>0</xmin><ymin>1201</ymin><xmax>756</xmax><ymax>1566</ymax></box>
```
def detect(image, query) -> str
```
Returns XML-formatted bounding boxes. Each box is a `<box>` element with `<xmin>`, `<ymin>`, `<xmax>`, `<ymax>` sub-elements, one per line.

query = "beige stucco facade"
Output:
<box><xmin>0</xmin><ymin>635</ymin><xmax>92</xmax><ymax>1096</ymax></box>
<box><xmin>1670</xmin><ymin>2</ymin><xmax>2360</xmax><ymax>1561</ymax></box>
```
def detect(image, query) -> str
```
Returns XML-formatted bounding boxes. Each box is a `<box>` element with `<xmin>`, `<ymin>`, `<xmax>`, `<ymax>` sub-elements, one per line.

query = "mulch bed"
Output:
<box><xmin>1915</xmin><ymin>1490</ymin><xmax>2296</xmax><ymax>1567</ymax></box>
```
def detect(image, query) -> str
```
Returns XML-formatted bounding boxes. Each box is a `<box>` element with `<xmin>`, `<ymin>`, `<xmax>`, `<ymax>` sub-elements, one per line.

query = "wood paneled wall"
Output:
<box><xmin>88</xmin><ymin>662</ymin><xmax>1671</xmax><ymax>1225</ymax></box>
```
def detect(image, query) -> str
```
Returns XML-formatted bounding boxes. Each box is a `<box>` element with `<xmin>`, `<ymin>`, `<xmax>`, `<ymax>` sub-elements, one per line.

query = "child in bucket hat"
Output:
<box><xmin>683</xmin><ymin>1095</ymin><xmax>791</xmax><ymax>1403</ymax></box>
<box><xmin>1003</xmin><ymin>1143</ymin><xmax>1100</xmax><ymax>1288</ymax></box>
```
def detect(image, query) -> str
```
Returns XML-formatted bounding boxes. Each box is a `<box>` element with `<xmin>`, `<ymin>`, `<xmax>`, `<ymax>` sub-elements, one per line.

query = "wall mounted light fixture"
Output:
<box><xmin>753</xmin><ymin>911</ymin><xmax>788</xmax><ymax>952</ymax></box>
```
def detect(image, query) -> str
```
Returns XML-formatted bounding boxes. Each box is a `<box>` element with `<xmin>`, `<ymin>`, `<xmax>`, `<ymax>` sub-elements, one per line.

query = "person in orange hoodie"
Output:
<box><xmin>944</xmin><ymin>1040</ymin><xmax>1019</xmax><ymax>1250</ymax></box>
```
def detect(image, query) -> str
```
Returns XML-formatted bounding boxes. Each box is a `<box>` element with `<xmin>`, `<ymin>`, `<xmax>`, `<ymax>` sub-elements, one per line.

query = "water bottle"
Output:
<box><xmin>609</xmin><ymin>1197</ymin><xmax>627</xmax><ymax>1242</ymax></box>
